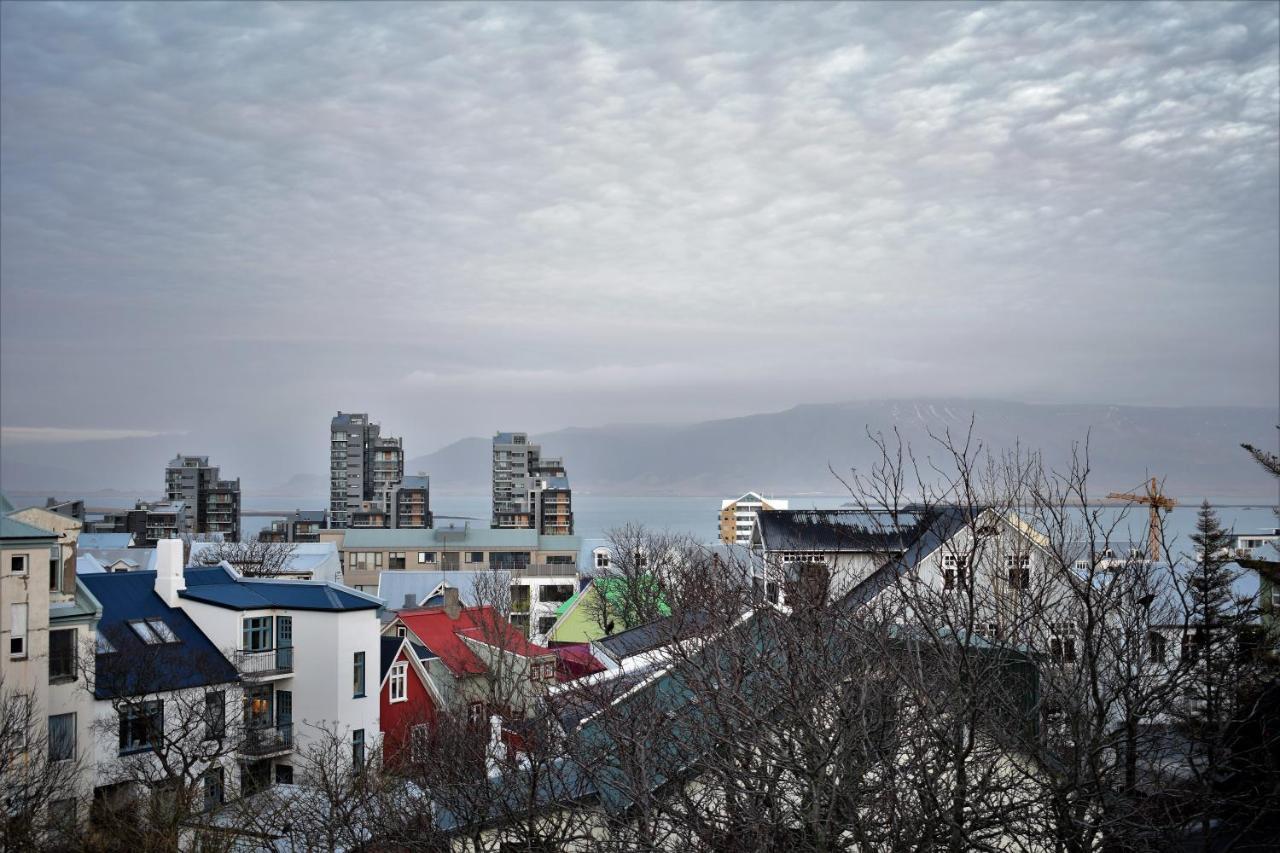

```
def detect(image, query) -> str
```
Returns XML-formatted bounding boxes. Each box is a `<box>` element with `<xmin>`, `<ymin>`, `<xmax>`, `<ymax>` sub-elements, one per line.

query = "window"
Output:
<box><xmin>468</xmin><ymin>701</ymin><xmax>485</xmax><ymax>728</ymax></box>
<box><xmin>1182</xmin><ymin>630</ymin><xmax>1207</xmax><ymax>663</ymax></box>
<box><xmin>202</xmin><ymin>767</ymin><xmax>224</xmax><ymax>811</ymax></box>
<box><xmin>985</xmin><ymin>622</ymin><xmax>1002</xmax><ymax>641</ymax></box>
<box><xmin>466</xmin><ymin>551</ymin><xmax>484</xmax><ymax>564</ymax></box>
<box><xmin>96</xmin><ymin>634</ymin><xmax>117</xmax><ymax>655</ymax></box>
<box><xmin>49</xmin><ymin>554</ymin><xmax>61</xmax><ymax>591</ymax></box>
<box><xmin>242</xmin><ymin>616</ymin><xmax>273</xmax><ymax>652</ymax></box>
<box><xmin>204</xmin><ymin>691</ymin><xmax>225</xmax><ymax>740</ymax></box>
<box><xmin>417</xmin><ymin>551</ymin><xmax>436</xmax><ymax>564</ymax></box>
<box><xmin>531</xmin><ymin>659</ymin><xmax>556</xmax><ymax>683</ymax></box>
<box><xmin>9</xmin><ymin>604</ymin><xmax>27</xmax><ymax>658</ymax></box>
<box><xmin>388</xmin><ymin>552</ymin><xmax>406</xmax><ymax>570</ymax></box>
<box><xmin>49</xmin><ymin>629</ymin><xmax>76</xmax><ymax>682</ymax></box>
<box><xmin>1148</xmin><ymin>632</ymin><xmax>1167</xmax><ymax>664</ymax></box>
<box><xmin>542</xmin><ymin>585</ymin><xmax>574</xmax><ymax>603</ymax></box>
<box><xmin>48</xmin><ymin>713</ymin><xmax>76</xmax><ymax>763</ymax></box>
<box><xmin>1049</xmin><ymin>626</ymin><xmax>1076</xmax><ymax>663</ymax></box>
<box><xmin>389</xmin><ymin>662</ymin><xmax>407</xmax><ymax>703</ymax></box>
<box><xmin>275</xmin><ymin>764</ymin><xmax>293</xmax><ymax>784</ymax></box>
<box><xmin>942</xmin><ymin>555</ymin><xmax>968</xmax><ymax>590</ymax></box>
<box><xmin>353</xmin><ymin>651</ymin><xmax>366</xmax><ymax>697</ymax></box>
<box><xmin>537</xmin><ymin>616</ymin><xmax>557</xmax><ymax>635</ymax></box>
<box><xmin>594</xmin><ymin>551</ymin><xmax>610</xmax><ymax>570</ymax></box>
<box><xmin>349</xmin><ymin>552</ymin><xmax>383</xmax><ymax>571</ymax></box>
<box><xmin>352</xmin><ymin>729</ymin><xmax>365</xmax><ymax>767</ymax></box>
<box><xmin>119</xmin><ymin>701</ymin><xmax>163</xmax><ymax>754</ymax></box>
<box><xmin>1006</xmin><ymin>554</ymin><xmax>1031</xmax><ymax>590</ymax></box>
<box><xmin>10</xmin><ymin>554</ymin><xmax>27</xmax><ymax>575</ymax></box>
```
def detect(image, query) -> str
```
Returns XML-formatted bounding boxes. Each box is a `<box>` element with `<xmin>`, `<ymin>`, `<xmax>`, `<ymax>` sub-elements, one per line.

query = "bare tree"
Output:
<box><xmin>0</xmin><ymin>676</ymin><xmax>85</xmax><ymax>852</ymax></box>
<box><xmin>191</xmin><ymin>539</ymin><xmax>298</xmax><ymax>578</ymax></box>
<box><xmin>81</xmin><ymin>629</ymin><xmax>245</xmax><ymax>852</ymax></box>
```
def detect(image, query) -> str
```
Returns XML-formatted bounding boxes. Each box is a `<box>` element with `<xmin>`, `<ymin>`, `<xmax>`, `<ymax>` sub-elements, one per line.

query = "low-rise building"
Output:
<box><xmin>326</xmin><ymin>523</ymin><xmax>580</xmax><ymax>636</ymax></box>
<box><xmin>258</xmin><ymin>510</ymin><xmax>328</xmax><ymax>543</ymax></box>
<box><xmin>719</xmin><ymin>492</ymin><xmax>789</xmax><ymax>546</ymax></box>
<box><xmin>383</xmin><ymin>592</ymin><xmax>558</xmax><ymax>723</ymax></box>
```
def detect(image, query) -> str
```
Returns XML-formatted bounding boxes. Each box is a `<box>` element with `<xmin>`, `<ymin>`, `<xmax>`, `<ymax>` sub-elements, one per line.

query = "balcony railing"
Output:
<box><xmin>234</xmin><ymin>647</ymin><xmax>294</xmax><ymax>677</ymax></box>
<box><xmin>240</xmin><ymin>723</ymin><xmax>293</xmax><ymax>757</ymax></box>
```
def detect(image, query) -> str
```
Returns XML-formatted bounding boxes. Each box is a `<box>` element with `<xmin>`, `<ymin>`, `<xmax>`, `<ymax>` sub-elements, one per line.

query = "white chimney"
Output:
<box><xmin>155</xmin><ymin>539</ymin><xmax>186</xmax><ymax>607</ymax></box>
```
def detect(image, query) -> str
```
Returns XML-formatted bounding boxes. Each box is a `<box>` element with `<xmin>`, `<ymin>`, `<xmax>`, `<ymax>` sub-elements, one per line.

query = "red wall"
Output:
<box><xmin>380</xmin><ymin>647</ymin><xmax>438</xmax><ymax>765</ymax></box>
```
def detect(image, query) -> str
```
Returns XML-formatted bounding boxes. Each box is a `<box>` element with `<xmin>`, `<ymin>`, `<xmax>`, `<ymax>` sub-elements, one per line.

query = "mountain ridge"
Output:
<box><xmin>403</xmin><ymin>399</ymin><xmax>1280</xmax><ymax>500</ymax></box>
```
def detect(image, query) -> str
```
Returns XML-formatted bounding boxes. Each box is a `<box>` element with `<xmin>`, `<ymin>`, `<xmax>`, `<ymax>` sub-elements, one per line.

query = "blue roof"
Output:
<box><xmin>380</xmin><ymin>635</ymin><xmax>406</xmax><ymax>682</ymax></box>
<box><xmin>377</xmin><ymin>571</ymin><xmax>485</xmax><ymax>609</ymax></box>
<box><xmin>79</xmin><ymin>571</ymin><xmax>239</xmax><ymax>699</ymax></box>
<box><xmin>78</xmin><ymin>532</ymin><xmax>135</xmax><ymax>549</ymax></box>
<box><xmin>180</xmin><ymin>566</ymin><xmax>382</xmax><ymax>612</ymax></box>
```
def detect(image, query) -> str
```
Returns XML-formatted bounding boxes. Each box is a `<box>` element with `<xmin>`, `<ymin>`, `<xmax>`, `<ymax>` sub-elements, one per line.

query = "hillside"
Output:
<box><xmin>405</xmin><ymin>400</ymin><xmax>1279</xmax><ymax>500</ymax></box>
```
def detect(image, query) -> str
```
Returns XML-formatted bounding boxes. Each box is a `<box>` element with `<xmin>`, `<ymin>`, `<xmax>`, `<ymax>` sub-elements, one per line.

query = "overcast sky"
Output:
<box><xmin>1</xmin><ymin>1</ymin><xmax>1277</xmax><ymax>480</ymax></box>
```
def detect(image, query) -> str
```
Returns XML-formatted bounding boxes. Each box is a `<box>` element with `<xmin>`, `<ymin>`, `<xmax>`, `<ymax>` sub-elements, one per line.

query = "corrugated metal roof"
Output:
<box><xmin>179</xmin><ymin>566</ymin><xmax>381</xmax><ymax>612</ymax></box>
<box><xmin>79</xmin><ymin>571</ymin><xmax>239</xmax><ymax>699</ymax></box>
<box><xmin>0</xmin><ymin>514</ymin><xmax>59</xmax><ymax>541</ymax></box>
<box><xmin>77</xmin><ymin>533</ymin><xmax>135</xmax><ymax>549</ymax></box>
<box><xmin>377</xmin><ymin>571</ymin><xmax>484</xmax><ymax>609</ymax></box>
<box><xmin>341</xmin><ymin>526</ymin><xmax>580</xmax><ymax>551</ymax></box>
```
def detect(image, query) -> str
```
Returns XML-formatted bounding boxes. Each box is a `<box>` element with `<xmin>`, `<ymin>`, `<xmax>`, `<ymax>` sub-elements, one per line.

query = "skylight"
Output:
<box><xmin>128</xmin><ymin>618</ymin><xmax>179</xmax><ymax>645</ymax></box>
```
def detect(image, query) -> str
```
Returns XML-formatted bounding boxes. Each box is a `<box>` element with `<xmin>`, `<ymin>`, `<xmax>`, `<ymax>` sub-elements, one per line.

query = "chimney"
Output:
<box><xmin>403</xmin><ymin>594</ymin><xmax>416</xmax><ymax>609</ymax></box>
<box><xmin>443</xmin><ymin>586</ymin><xmax>461</xmax><ymax>620</ymax></box>
<box><xmin>155</xmin><ymin>538</ymin><xmax>186</xmax><ymax>607</ymax></box>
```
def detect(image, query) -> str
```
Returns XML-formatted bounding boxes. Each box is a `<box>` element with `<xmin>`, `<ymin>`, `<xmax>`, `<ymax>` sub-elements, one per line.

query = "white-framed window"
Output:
<box><xmin>396</xmin><ymin>625</ymin><xmax>407</xmax><ymax>637</ymax></box>
<box><xmin>389</xmin><ymin>662</ymin><xmax>407</xmax><ymax>703</ymax></box>
<box><xmin>48</xmin><ymin>712</ymin><xmax>76</xmax><ymax>762</ymax></box>
<box><xmin>129</xmin><ymin>618</ymin><xmax>178</xmax><ymax>645</ymax></box>
<box><xmin>466</xmin><ymin>551</ymin><xmax>484</xmax><ymax>564</ymax></box>
<box><xmin>467</xmin><ymin>701</ymin><xmax>485</xmax><ymax>727</ymax></box>
<box><xmin>10</xmin><ymin>554</ymin><xmax>28</xmax><ymax>576</ymax></box>
<box><xmin>9</xmin><ymin>604</ymin><xmax>27</xmax><ymax>658</ymax></box>
<box><xmin>594</xmin><ymin>551</ymin><xmax>610</xmax><ymax>570</ymax></box>
<box><xmin>417</xmin><ymin>552</ymin><xmax>436</xmax><ymax>564</ymax></box>
<box><xmin>1148</xmin><ymin>631</ymin><xmax>1167</xmax><ymax>663</ymax></box>
<box><xmin>942</xmin><ymin>554</ymin><xmax>968</xmax><ymax>590</ymax></box>
<box><xmin>1049</xmin><ymin>624</ymin><xmax>1076</xmax><ymax>663</ymax></box>
<box><xmin>1006</xmin><ymin>553</ymin><xmax>1031</xmax><ymax>590</ymax></box>
<box><xmin>531</xmin><ymin>659</ymin><xmax>556</xmax><ymax>683</ymax></box>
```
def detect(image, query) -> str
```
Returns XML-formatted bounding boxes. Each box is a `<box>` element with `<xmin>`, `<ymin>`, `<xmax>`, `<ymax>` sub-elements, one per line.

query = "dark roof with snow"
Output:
<box><xmin>755</xmin><ymin>507</ymin><xmax>953</xmax><ymax>553</ymax></box>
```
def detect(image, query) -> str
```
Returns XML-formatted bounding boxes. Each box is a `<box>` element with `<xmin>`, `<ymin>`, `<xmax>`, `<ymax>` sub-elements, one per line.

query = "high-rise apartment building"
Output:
<box><xmin>394</xmin><ymin>475</ymin><xmax>433</xmax><ymax>529</ymax></box>
<box><xmin>165</xmin><ymin>454</ymin><xmax>242</xmax><ymax>541</ymax></box>
<box><xmin>330</xmin><ymin>412</ymin><xmax>404</xmax><ymax>528</ymax></box>
<box><xmin>491</xmin><ymin>432</ymin><xmax>574</xmax><ymax>535</ymax></box>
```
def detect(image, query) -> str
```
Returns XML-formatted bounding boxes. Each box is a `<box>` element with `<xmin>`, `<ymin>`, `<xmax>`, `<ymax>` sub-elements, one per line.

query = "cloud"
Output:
<box><xmin>1</xmin><ymin>427</ymin><xmax>187</xmax><ymax>445</ymax></box>
<box><xmin>0</xmin><ymin>1</ymin><xmax>1275</xmax><ymax>479</ymax></box>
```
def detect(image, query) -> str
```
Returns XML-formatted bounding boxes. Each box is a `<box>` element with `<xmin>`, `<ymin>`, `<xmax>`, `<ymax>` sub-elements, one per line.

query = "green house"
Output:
<box><xmin>545</xmin><ymin>577</ymin><xmax>671</xmax><ymax>646</ymax></box>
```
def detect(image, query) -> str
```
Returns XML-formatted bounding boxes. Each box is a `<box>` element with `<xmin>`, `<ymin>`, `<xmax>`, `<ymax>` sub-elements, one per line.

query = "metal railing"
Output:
<box><xmin>234</xmin><ymin>647</ymin><xmax>294</xmax><ymax>677</ymax></box>
<box><xmin>240</xmin><ymin>723</ymin><xmax>293</xmax><ymax>756</ymax></box>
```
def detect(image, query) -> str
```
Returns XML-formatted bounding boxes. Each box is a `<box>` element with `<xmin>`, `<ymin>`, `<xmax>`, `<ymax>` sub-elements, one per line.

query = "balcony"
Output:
<box><xmin>235</xmin><ymin>648</ymin><xmax>294</xmax><ymax>678</ymax></box>
<box><xmin>240</xmin><ymin>723</ymin><xmax>293</xmax><ymax>758</ymax></box>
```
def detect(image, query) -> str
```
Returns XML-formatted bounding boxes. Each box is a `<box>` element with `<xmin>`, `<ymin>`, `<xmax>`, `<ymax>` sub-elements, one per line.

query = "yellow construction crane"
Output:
<box><xmin>1107</xmin><ymin>477</ymin><xmax>1177</xmax><ymax>563</ymax></box>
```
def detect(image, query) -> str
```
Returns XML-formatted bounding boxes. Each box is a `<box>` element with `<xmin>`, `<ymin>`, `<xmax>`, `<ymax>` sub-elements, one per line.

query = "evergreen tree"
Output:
<box><xmin>1181</xmin><ymin>500</ymin><xmax>1255</xmax><ymax>850</ymax></box>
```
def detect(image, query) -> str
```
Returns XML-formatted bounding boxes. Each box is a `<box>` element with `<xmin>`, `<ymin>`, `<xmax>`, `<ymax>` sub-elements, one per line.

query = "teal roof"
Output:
<box><xmin>1</xmin><ymin>515</ymin><xmax>58</xmax><ymax>542</ymax></box>
<box><xmin>0</xmin><ymin>493</ymin><xmax>13</xmax><ymax>513</ymax></box>
<box><xmin>341</xmin><ymin>527</ymin><xmax>579</xmax><ymax>551</ymax></box>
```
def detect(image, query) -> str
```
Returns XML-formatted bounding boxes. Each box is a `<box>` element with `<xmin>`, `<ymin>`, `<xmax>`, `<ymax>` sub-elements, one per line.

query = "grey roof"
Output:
<box><xmin>400</xmin><ymin>475</ymin><xmax>430</xmax><ymax>489</ymax></box>
<box><xmin>376</xmin><ymin>571</ymin><xmax>485</xmax><ymax>609</ymax></box>
<box><xmin>595</xmin><ymin>610</ymin><xmax>719</xmax><ymax>662</ymax></box>
<box><xmin>493</xmin><ymin>431</ymin><xmax>525</xmax><ymax>444</ymax></box>
<box><xmin>80</xmin><ymin>547</ymin><xmax>158</xmax><ymax>572</ymax></box>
